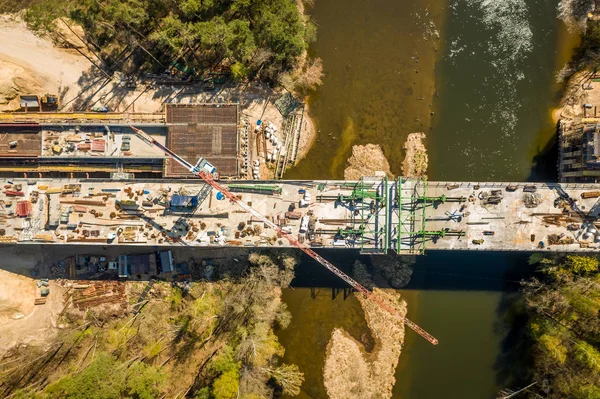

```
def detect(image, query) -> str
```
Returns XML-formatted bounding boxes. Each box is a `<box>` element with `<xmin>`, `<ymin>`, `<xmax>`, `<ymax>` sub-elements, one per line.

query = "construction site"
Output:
<box><xmin>0</xmin><ymin>99</ymin><xmax>306</xmax><ymax>180</ymax></box>
<box><xmin>2</xmin><ymin>174</ymin><xmax>600</xmax><ymax>254</ymax></box>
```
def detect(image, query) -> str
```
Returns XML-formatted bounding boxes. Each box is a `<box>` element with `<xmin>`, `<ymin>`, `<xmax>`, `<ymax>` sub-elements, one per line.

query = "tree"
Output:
<box><xmin>44</xmin><ymin>353</ymin><xmax>125</xmax><ymax>399</ymax></box>
<box><xmin>213</xmin><ymin>370</ymin><xmax>239</xmax><ymax>399</ymax></box>
<box><xmin>265</xmin><ymin>364</ymin><xmax>304</xmax><ymax>396</ymax></box>
<box><xmin>566</xmin><ymin>255</ymin><xmax>599</xmax><ymax>275</ymax></box>
<box><xmin>538</xmin><ymin>334</ymin><xmax>567</xmax><ymax>364</ymax></box>
<box><xmin>574</xmin><ymin>341</ymin><xmax>600</xmax><ymax>373</ymax></box>
<box><xmin>231</xmin><ymin>62</ymin><xmax>249</xmax><ymax>81</ymax></box>
<box><xmin>523</xmin><ymin>254</ymin><xmax>600</xmax><ymax>398</ymax></box>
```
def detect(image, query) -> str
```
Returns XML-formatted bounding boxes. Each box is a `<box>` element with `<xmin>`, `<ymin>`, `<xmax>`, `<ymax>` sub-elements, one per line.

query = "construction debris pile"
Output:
<box><xmin>67</xmin><ymin>280</ymin><xmax>127</xmax><ymax>311</ymax></box>
<box><xmin>523</xmin><ymin>193</ymin><xmax>542</xmax><ymax>208</ymax></box>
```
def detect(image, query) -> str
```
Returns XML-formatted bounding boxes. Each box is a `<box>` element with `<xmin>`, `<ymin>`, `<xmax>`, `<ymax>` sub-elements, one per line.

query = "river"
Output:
<box><xmin>278</xmin><ymin>0</ymin><xmax>579</xmax><ymax>398</ymax></box>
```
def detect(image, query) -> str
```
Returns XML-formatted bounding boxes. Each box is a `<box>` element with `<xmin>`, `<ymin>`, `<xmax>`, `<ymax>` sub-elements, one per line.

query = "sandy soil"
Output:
<box><xmin>557</xmin><ymin>70</ymin><xmax>600</xmax><ymax>120</ymax></box>
<box><xmin>295</xmin><ymin>103</ymin><xmax>317</xmax><ymax>162</ymax></box>
<box><xmin>0</xmin><ymin>269</ymin><xmax>65</xmax><ymax>356</ymax></box>
<box><xmin>0</xmin><ymin>14</ymin><xmax>91</xmax><ymax>111</ymax></box>
<box><xmin>323</xmin><ymin>289</ymin><xmax>406</xmax><ymax>399</ymax></box>
<box><xmin>343</xmin><ymin>144</ymin><xmax>393</xmax><ymax>180</ymax></box>
<box><xmin>401</xmin><ymin>132</ymin><xmax>429</xmax><ymax>179</ymax></box>
<box><xmin>0</xmin><ymin>14</ymin><xmax>317</xmax><ymax>177</ymax></box>
<box><xmin>0</xmin><ymin>269</ymin><xmax>35</xmax><ymax>324</ymax></box>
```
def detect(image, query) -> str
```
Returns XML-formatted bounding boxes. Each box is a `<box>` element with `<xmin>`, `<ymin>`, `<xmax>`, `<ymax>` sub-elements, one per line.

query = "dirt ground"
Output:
<box><xmin>557</xmin><ymin>70</ymin><xmax>600</xmax><ymax>120</ymax></box>
<box><xmin>401</xmin><ymin>132</ymin><xmax>428</xmax><ymax>179</ymax></box>
<box><xmin>323</xmin><ymin>289</ymin><xmax>406</xmax><ymax>399</ymax></box>
<box><xmin>0</xmin><ymin>247</ymin><xmax>69</xmax><ymax>356</ymax></box>
<box><xmin>0</xmin><ymin>269</ymin><xmax>66</xmax><ymax>356</ymax></box>
<box><xmin>295</xmin><ymin>103</ymin><xmax>317</xmax><ymax>161</ymax></box>
<box><xmin>0</xmin><ymin>14</ymin><xmax>90</xmax><ymax>111</ymax></box>
<box><xmin>343</xmin><ymin>144</ymin><xmax>393</xmax><ymax>180</ymax></box>
<box><xmin>0</xmin><ymin>244</ymin><xmax>249</xmax><ymax>356</ymax></box>
<box><xmin>0</xmin><ymin>14</ymin><xmax>318</xmax><ymax>168</ymax></box>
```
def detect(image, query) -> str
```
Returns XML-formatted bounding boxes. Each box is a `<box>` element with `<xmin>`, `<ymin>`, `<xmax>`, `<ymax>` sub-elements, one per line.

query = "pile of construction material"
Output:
<box><xmin>479</xmin><ymin>190</ymin><xmax>503</xmax><ymax>205</ymax></box>
<box><xmin>34</xmin><ymin>279</ymin><xmax>50</xmax><ymax>305</ymax></box>
<box><xmin>70</xmin><ymin>281</ymin><xmax>127</xmax><ymax>310</ymax></box>
<box><xmin>547</xmin><ymin>233</ymin><xmax>575</xmax><ymax>245</ymax></box>
<box><xmin>523</xmin><ymin>193</ymin><xmax>542</xmax><ymax>208</ymax></box>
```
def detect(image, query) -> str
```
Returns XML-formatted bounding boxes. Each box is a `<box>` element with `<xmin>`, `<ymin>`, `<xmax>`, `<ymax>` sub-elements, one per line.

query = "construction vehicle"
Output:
<box><xmin>130</xmin><ymin>125</ymin><xmax>438</xmax><ymax>345</ymax></box>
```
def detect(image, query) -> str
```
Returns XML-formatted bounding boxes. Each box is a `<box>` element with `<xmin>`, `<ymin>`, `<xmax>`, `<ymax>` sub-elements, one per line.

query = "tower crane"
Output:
<box><xmin>130</xmin><ymin>125</ymin><xmax>438</xmax><ymax>345</ymax></box>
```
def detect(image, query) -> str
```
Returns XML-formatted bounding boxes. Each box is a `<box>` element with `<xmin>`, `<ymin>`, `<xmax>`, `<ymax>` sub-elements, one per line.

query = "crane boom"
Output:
<box><xmin>130</xmin><ymin>125</ymin><xmax>438</xmax><ymax>345</ymax></box>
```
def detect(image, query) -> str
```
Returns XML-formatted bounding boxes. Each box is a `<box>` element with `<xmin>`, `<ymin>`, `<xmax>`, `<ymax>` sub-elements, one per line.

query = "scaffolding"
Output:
<box><xmin>394</xmin><ymin>177</ymin><xmax>428</xmax><ymax>255</ymax></box>
<box><xmin>355</xmin><ymin>176</ymin><xmax>388</xmax><ymax>255</ymax></box>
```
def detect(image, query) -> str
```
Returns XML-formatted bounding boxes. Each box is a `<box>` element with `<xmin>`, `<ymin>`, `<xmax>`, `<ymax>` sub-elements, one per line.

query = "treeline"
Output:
<box><xmin>22</xmin><ymin>0</ymin><xmax>317</xmax><ymax>84</ymax></box>
<box><xmin>522</xmin><ymin>254</ymin><xmax>600</xmax><ymax>398</ymax></box>
<box><xmin>1</xmin><ymin>250</ymin><xmax>303</xmax><ymax>399</ymax></box>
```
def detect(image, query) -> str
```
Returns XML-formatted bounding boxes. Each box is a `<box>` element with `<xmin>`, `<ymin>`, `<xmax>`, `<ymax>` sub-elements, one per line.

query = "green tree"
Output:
<box><xmin>231</xmin><ymin>61</ymin><xmax>249</xmax><ymax>81</ymax></box>
<box><xmin>44</xmin><ymin>353</ymin><xmax>125</xmax><ymax>399</ymax></box>
<box><xmin>265</xmin><ymin>364</ymin><xmax>304</xmax><ymax>396</ymax></box>
<box><xmin>538</xmin><ymin>334</ymin><xmax>568</xmax><ymax>364</ymax></box>
<box><xmin>523</xmin><ymin>255</ymin><xmax>600</xmax><ymax>398</ymax></box>
<box><xmin>126</xmin><ymin>362</ymin><xmax>166</xmax><ymax>399</ymax></box>
<box><xmin>574</xmin><ymin>341</ymin><xmax>600</xmax><ymax>373</ymax></box>
<box><xmin>213</xmin><ymin>370</ymin><xmax>239</xmax><ymax>399</ymax></box>
<box><xmin>566</xmin><ymin>255</ymin><xmax>599</xmax><ymax>275</ymax></box>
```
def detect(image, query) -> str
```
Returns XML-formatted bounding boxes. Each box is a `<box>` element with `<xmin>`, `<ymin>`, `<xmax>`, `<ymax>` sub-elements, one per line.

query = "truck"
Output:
<box><xmin>299</xmin><ymin>216</ymin><xmax>309</xmax><ymax>233</ymax></box>
<box><xmin>116</xmin><ymin>200</ymin><xmax>139</xmax><ymax>210</ymax></box>
<box><xmin>285</xmin><ymin>211</ymin><xmax>302</xmax><ymax>220</ymax></box>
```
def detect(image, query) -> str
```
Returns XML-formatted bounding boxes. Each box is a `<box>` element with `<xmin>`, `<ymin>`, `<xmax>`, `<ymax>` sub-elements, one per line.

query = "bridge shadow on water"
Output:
<box><xmin>292</xmin><ymin>249</ymin><xmax>531</xmax><ymax>293</ymax></box>
<box><xmin>528</xmin><ymin>122</ymin><xmax>559</xmax><ymax>183</ymax></box>
<box><xmin>488</xmin><ymin>129</ymin><xmax>561</xmax><ymax>393</ymax></box>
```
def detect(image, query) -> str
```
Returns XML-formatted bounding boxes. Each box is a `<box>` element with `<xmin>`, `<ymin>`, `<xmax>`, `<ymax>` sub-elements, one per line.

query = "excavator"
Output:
<box><xmin>130</xmin><ymin>125</ymin><xmax>438</xmax><ymax>345</ymax></box>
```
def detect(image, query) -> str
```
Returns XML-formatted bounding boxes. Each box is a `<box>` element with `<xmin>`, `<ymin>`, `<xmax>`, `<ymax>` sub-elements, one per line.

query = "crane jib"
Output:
<box><xmin>130</xmin><ymin>125</ymin><xmax>439</xmax><ymax>345</ymax></box>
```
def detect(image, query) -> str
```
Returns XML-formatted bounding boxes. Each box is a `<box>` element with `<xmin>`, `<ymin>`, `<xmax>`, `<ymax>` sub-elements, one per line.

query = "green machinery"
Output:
<box><xmin>416</xmin><ymin>229</ymin><xmax>466</xmax><ymax>238</ymax></box>
<box><xmin>337</xmin><ymin>188</ymin><xmax>383</xmax><ymax>202</ymax></box>
<box><xmin>227</xmin><ymin>184</ymin><xmax>282</xmax><ymax>195</ymax></box>
<box><xmin>357</xmin><ymin>177</ymin><xmax>388</xmax><ymax>253</ymax></box>
<box><xmin>417</xmin><ymin>194</ymin><xmax>467</xmax><ymax>204</ymax></box>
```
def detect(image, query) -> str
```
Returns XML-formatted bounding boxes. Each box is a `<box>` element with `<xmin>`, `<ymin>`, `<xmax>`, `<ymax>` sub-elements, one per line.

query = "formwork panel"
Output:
<box><xmin>166</xmin><ymin>104</ymin><xmax>238</xmax><ymax>177</ymax></box>
<box><xmin>0</xmin><ymin>124</ymin><xmax>42</xmax><ymax>157</ymax></box>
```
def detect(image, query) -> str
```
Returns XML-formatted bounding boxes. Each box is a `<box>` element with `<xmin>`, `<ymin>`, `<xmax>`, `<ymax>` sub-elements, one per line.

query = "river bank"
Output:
<box><xmin>285</xmin><ymin>0</ymin><xmax>446</xmax><ymax>179</ymax></box>
<box><xmin>279</xmin><ymin>0</ymin><xmax>583</xmax><ymax>398</ymax></box>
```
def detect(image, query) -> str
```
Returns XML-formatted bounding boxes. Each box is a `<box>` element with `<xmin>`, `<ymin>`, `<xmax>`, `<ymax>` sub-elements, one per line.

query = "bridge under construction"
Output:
<box><xmin>2</xmin><ymin>177</ymin><xmax>600</xmax><ymax>254</ymax></box>
<box><xmin>3</xmin><ymin>111</ymin><xmax>600</xmax><ymax>346</ymax></box>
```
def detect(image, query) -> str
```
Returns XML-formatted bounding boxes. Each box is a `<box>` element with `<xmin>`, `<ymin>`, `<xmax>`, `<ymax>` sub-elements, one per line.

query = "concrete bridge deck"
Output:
<box><xmin>1</xmin><ymin>177</ymin><xmax>599</xmax><ymax>253</ymax></box>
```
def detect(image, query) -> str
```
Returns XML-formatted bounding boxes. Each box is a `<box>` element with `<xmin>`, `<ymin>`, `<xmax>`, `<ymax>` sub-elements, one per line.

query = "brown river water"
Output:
<box><xmin>279</xmin><ymin>0</ymin><xmax>580</xmax><ymax>398</ymax></box>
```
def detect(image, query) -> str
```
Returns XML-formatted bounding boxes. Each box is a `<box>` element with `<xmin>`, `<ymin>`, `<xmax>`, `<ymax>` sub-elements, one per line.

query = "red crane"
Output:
<box><xmin>130</xmin><ymin>125</ymin><xmax>438</xmax><ymax>345</ymax></box>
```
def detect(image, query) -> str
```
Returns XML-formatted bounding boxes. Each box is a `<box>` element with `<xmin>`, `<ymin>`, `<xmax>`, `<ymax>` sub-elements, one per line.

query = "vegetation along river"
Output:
<box><xmin>279</xmin><ymin>0</ymin><xmax>579</xmax><ymax>398</ymax></box>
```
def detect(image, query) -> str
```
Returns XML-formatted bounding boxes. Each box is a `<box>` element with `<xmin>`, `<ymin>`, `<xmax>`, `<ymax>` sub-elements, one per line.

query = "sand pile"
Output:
<box><xmin>344</xmin><ymin>144</ymin><xmax>393</xmax><ymax>180</ymax></box>
<box><xmin>0</xmin><ymin>269</ymin><xmax>36</xmax><ymax>324</ymax></box>
<box><xmin>52</xmin><ymin>18</ymin><xmax>89</xmax><ymax>51</ymax></box>
<box><xmin>401</xmin><ymin>132</ymin><xmax>428</xmax><ymax>179</ymax></box>
<box><xmin>323</xmin><ymin>289</ymin><xmax>406</xmax><ymax>399</ymax></box>
<box><xmin>0</xmin><ymin>59</ymin><xmax>42</xmax><ymax>111</ymax></box>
